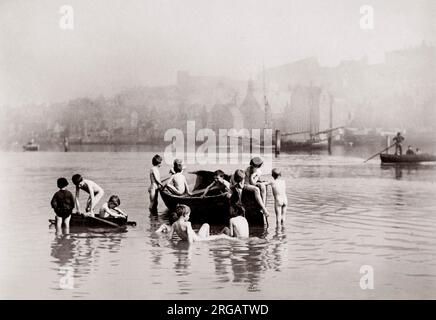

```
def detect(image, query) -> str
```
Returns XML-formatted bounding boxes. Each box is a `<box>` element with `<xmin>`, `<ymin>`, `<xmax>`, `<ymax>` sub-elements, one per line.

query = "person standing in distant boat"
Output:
<box><xmin>63</xmin><ymin>136</ymin><xmax>69</xmax><ymax>152</ymax></box>
<box><xmin>72</xmin><ymin>174</ymin><xmax>104</xmax><ymax>216</ymax></box>
<box><xmin>393</xmin><ymin>132</ymin><xmax>405</xmax><ymax>156</ymax></box>
<box><xmin>148</xmin><ymin>154</ymin><xmax>164</xmax><ymax>214</ymax></box>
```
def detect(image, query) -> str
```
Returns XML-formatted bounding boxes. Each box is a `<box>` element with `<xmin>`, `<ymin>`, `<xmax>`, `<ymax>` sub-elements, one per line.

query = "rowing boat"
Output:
<box><xmin>159</xmin><ymin>170</ymin><xmax>265</xmax><ymax>226</ymax></box>
<box><xmin>49</xmin><ymin>213</ymin><xmax>136</xmax><ymax>229</ymax></box>
<box><xmin>380</xmin><ymin>153</ymin><xmax>436</xmax><ymax>163</ymax></box>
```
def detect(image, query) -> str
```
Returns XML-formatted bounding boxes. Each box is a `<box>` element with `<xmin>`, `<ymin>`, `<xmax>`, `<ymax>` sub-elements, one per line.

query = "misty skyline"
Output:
<box><xmin>1</xmin><ymin>0</ymin><xmax>435</xmax><ymax>106</ymax></box>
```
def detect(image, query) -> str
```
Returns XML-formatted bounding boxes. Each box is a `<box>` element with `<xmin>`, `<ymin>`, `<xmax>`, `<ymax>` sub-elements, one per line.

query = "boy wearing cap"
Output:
<box><xmin>51</xmin><ymin>177</ymin><xmax>75</xmax><ymax>229</ymax></box>
<box><xmin>244</xmin><ymin>157</ymin><xmax>267</xmax><ymax>206</ymax></box>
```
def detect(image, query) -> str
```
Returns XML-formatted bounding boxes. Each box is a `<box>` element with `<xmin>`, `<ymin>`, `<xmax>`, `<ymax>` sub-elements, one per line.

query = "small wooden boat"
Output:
<box><xmin>380</xmin><ymin>153</ymin><xmax>436</xmax><ymax>163</ymax></box>
<box><xmin>49</xmin><ymin>214</ymin><xmax>136</xmax><ymax>229</ymax></box>
<box><xmin>23</xmin><ymin>143</ymin><xmax>39</xmax><ymax>151</ymax></box>
<box><xmin>160</xmin><ymin>170</ymin><xmax>265</xmax><ymax>226</ymax></box>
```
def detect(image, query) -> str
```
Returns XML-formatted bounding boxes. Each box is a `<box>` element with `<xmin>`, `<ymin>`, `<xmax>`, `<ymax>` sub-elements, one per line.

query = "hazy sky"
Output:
<box><xmin>0</xmin><ymin>0</ymin><xmax>434</xmax><ymax>105</ymax></box>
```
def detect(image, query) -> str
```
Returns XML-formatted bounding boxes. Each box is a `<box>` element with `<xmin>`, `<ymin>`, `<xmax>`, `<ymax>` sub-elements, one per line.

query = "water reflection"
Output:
<box><xmin>381</xmin><ymin>164</ymin><xmax>421</xmax><ymax>180</ymax></box>
<box><xmin>50</xmin><ymin>227</ymin><xmax>126</xmax><ymax>295</ymax></box>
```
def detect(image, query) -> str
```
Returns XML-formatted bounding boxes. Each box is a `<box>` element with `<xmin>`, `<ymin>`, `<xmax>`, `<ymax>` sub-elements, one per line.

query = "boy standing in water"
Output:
<box><xmin>149</xmin><ymin>154</ymin><xmax>164</xmax><ymax>214</ymax></box>
<box><xmin>267</xmin><ymin>168</ymin><xmax>287</xmax><ymax>225</ymax></box>
<box><xmin>51</xmin><ymin>177</ymin><xmax>75</xmax><ymax>229</ymax></box>
<box><xmin>72</xmin><ymin>174</ymin><xmax>104</xmax><ymax>216</ymax></box>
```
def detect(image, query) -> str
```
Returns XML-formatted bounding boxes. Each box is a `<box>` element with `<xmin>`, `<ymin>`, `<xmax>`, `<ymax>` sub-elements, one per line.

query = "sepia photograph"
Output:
<box><xmin>0</xmin><ymin>0</ymin><xmax>435</xmax><ymax>305</ymax></box>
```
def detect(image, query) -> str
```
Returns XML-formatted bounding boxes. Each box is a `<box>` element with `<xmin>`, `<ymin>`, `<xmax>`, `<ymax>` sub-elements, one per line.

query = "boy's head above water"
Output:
<box><xmin>271</xmin><ymin>168</ymin><xmax>281</xmax><ymax>179</ymax></box>
<box><xmin>152</xmin><ymin>154</ymin><xmax>162</xmax><ymax>166</ymax></box>
<box><xmin>230</xmin><ymin>203</ymin><xmax>245</xmax><ymax>217</ymax></box>
<box><xmin>72</xmin><ymin>174</ymin><xmax>83</xmax><ymax>186</ymax></box>
<box><xmin>175</xmin><ymin>204</ymin><xmax>190</xmax><ymax>219</ymax></box>
<box><xmin>57</xmin><ymin>177</ymin><xmax>68</xmax><ymax>189</ymax></box>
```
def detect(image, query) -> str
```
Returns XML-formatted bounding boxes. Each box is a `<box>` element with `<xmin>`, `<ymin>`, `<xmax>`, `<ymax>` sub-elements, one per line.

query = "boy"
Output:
<box><xmin>222</xmin><ymin>203</ymin><xmax>249</xmax><ymax>238</ymax></box>
<box><xmin>244</xmin><ymin>157</ymin><xmax>267</xmax><ymax>206</ymax></box>
<box><xmin>201</xmin><ymin>170</ymin><xmax>231</xmax><ymax>197</ymax></box>
<box><xmin>267</xmin><ymin>168</ymin><xmax>287</xmax><ymax>225</ymax></box>
<box><xmin>72</xmin><ymin>174</ymin><xmax>104</xmax><ymax>216</ymax></box>
<box><xmin>149</xmin><ymin>154</ymin><xmax>164</xmax><ymax>214</ymax></box>
<box><xmin>229</xmin><ymin>169</ymin><xmax>270</xmax><ymax>221</ymax></box>
<box><xmin>156</xmin><ymin>204</ymin><xmax>234</xmax><ymax>243</ymax></box>
<box><xmin>51</xmin><ymin>177</ymin><xmax>75</xmax><ymax>229</ymax></box>
<box><xmin>99</xmin><ymin>195</ymin><xmax>127</xmax><ymax>219</ymax></box>
<box><xmin>165</xmin><ymin>159</ymin><xmax>191</xmax><ymax>196</ymax></box>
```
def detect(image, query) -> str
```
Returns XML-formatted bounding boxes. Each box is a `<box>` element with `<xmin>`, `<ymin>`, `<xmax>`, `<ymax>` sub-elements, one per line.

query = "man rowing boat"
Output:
<box><xmin>393</xmin><ymin>132</ymin><xmax>405</xmax><ymax>156</ymax></box>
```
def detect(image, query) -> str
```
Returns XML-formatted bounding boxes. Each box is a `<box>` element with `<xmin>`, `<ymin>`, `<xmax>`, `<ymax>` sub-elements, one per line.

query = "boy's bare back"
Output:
<box><xmin>271</xmin><ymin>179</ymin><xmax>287</xmax><ymax>205</ymax></box>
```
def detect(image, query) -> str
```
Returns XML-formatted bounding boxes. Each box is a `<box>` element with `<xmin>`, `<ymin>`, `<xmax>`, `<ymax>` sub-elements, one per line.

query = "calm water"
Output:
<box><xmin>1</xmin><ymin>148</ymin><xmax>436</xmax><ymax>299</ymax></box>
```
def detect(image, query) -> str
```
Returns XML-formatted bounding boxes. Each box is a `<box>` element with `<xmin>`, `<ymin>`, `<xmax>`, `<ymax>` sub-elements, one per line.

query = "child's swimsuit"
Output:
<box><xmin>51</xmin><ymin>190</ymin><xmax>75</xmax><ymax>218</ymax></box>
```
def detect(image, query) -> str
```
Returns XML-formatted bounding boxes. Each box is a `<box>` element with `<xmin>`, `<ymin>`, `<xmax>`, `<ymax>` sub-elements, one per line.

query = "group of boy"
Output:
<box><xmin>51</xmin><ymin>174</ymin><xmax>126</xmax><ymax>229</ymax></box>
<box><xmin>152</xmin><ymin>155</ymin><xmax>288</xmax><ymax>242</ymax></box>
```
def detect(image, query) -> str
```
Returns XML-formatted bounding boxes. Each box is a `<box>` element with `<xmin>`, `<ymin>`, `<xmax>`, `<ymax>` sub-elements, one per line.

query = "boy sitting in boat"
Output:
<box><xmin>229</xmin><ymin>169</ymin><xmax>270</xmax><ymax>220</ymax></box>
<box><xmin>201</xmin><ymin>170</ymin><xmax>231</xmax><ymax>197</ymax></box>
<box><xmin>221</xmin><ymin>203</ymin><xmax>249</xmax><ymax>238</ymax></box>
<box><xmin>50</xmin><ymin>177</ymin><xmax>75</xmax><ymax>229</ymax></box>
<box><xmin>165</xmin><ymin>159</ymin><xmax>191</xmax><ymax>196</ymax></box>
<box><xmin>72</xmin><ymin>174</ymin><xmax>105</xmax><ymax>216</ymax></box>
<box><xmin>99</xmin><ymin>195</ymin><xmax>127</xmax><ymax>220</ymax></box>
<box><xmin>156</xmin><ymin>204</ymin><xmax>235</xmax><ymax>243</ymax></box>
<box><xmin>266</xmin><ymin>168</ymin><xmax>287</xmax><ymax>225</ymax></box>
<box><xmin>244</xmin><ymin>157</ymin><xmax>268</xmax><ymax>207</ymax></box>
<box><xmin>406</xmin><ymin>146</ymin><xmax>415</xmax><ymax>155</ymax></box>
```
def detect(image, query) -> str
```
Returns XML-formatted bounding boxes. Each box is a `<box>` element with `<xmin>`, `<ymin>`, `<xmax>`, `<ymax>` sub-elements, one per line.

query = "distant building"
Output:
<box><xmin>239</xmin><ymin>80</ymin><xmax>264</xmax><ymax>130</ymax></box>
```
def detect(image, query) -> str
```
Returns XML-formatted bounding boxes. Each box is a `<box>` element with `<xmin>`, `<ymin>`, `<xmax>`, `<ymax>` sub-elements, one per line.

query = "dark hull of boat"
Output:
<box><xmin>281</xmin><ymin>140</ymin><xmax>327</xmax><ymax>151</ymax></box>
<box><xmin>159</xmin><ymin>189</ymin><xmax>265</xmax><ymax>226</ymax></box>
<box><xmin>23</xmin><ymin>145</ymin><xmax>39</xmax><ymax>151</ymax></box>
<box><xmin>380</xmin><ymin>153</ymin><xmax>436</xmax><ymax>163</ymax></box>
<box><xmin>49</xmin><ymin>214</ymin><xmax>135</xmax><ymax>229</ymax></box>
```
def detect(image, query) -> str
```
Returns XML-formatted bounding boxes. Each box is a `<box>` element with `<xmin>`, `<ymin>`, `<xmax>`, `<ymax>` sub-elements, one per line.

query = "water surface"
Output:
<box><xmin>0</xmin><ymin>148</ymin><xmax>435</xmax><ymax>299</ymax></box>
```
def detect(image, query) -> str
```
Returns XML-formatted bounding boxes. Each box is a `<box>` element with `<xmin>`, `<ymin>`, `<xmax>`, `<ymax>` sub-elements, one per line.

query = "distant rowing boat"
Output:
<box><xmin>23</xmin><ymin>142</ymin><xmax>39</xmax><ymax>151</ymax></box>
<box><xmin>159</xmin><ymin>170</ymin><xmax>265</xmax><ymax>226</ymax></box>
<box><xmin>380</xmin><ymin>153</ymin><xmax>436</xmax><ymax>163</ymax></box>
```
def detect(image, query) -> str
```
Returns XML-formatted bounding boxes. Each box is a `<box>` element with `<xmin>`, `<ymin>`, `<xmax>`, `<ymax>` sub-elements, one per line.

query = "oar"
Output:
<box><xmin>86</xmin><ymin>214</ymin><xmax>122</xmax><ymax>228</ymax></box>
<box><xmin>364</xmin><ymin>144</ymin><xmax>395</xmax><ymax>163</ymax></box>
